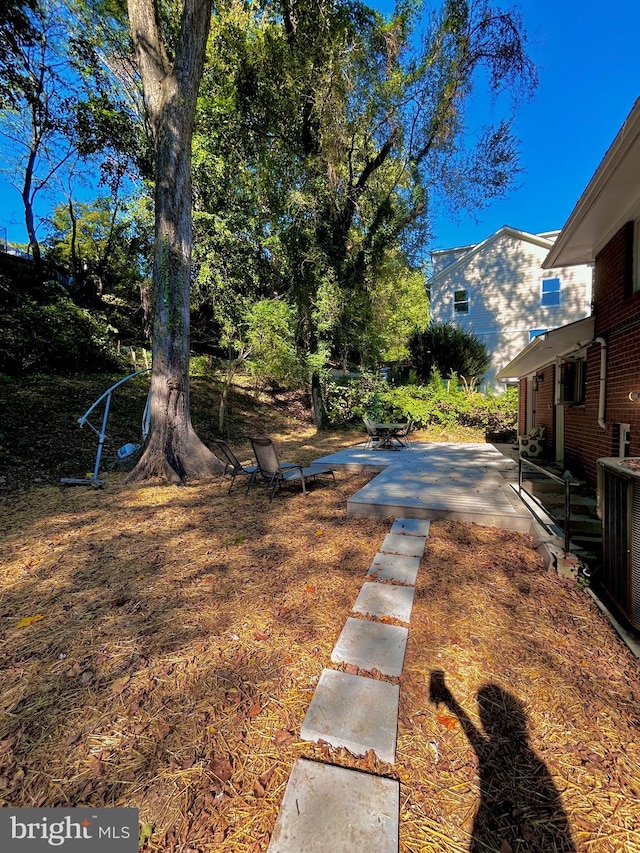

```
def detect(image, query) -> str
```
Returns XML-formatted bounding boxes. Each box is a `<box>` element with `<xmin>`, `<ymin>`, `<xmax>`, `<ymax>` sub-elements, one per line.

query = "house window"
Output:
<box><xmin>541</xmin><ymin>277</ymin><xmax>561</xmax><ymax>307</ymax></box>
<box><xmin>559</xmin><ymin>358</ymin><xmax>586</xmax><ymax>405</ymax></box>
<box><xmin>529</xmin><ymin>329</ymin><xmax>546</xmax><ymax>342</ymax></box>
<box><xmin>454</xmin><ymin>289</ymin><xmax>469</xmax><ymax>313</ymax></box>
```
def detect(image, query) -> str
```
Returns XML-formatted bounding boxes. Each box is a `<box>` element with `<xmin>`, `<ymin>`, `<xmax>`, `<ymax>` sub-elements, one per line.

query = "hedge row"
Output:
<box><xmin>323</xmin><ymin>373</ymin><xmax>517</xmax><ymax>440</ymax></box>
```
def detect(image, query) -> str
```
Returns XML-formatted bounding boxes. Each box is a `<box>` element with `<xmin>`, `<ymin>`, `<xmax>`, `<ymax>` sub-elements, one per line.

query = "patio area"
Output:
<box><xmin>313</xmin><ymin>440</ymin><xmax>533</xmax><ymax>532</ymax></box>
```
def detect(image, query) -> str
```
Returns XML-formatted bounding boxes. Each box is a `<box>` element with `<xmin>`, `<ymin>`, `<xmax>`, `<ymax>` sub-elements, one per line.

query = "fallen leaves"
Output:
<box><xmin>2</xmin><ymin>443</ymin><xmax>639</xmax><ymax>853</ymax></box>
<box><xmin>273</xmin><ymin>730</ymin><xmax>295</xmax><ymax>747</ymax></box>
<box><xmin>436</xmin><ymin>714</ymin><xmax>458</xmax><ymax>730</ymax></box>
<box><xmin>209</xmin><ymin>757</ymin><xmax>233</xmax><ymax>783</ymax></box>
<box><xmin>16</xmin><ymin>614</ymin><xmax>44</xmax><ymax>628</ymax></box>
<box><xmin>110</xmin><ymin>675</ymin><xmax>131</xmax><ymax>695</ymax></box>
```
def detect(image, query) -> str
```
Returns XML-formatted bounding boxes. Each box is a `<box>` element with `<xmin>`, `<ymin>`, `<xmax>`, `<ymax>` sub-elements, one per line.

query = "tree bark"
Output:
<box><xmin>125</xmin><ymin>0</ymin><xmax>222</xmax><ymax>483</ymax></box>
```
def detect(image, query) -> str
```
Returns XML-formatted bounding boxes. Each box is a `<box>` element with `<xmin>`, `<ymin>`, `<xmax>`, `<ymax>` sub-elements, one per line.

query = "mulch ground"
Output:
<box><xmin>1</xmin><ymin>427</ymin><xmax>639</xmax><ymax>852</ymax></box>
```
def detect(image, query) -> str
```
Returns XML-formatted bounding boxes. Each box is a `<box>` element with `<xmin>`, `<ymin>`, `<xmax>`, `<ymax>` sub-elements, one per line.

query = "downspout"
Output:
<box><xmin>595</xmin><ymin>337</ymin><xmax>607</xmax><ymax>430</ymax></box>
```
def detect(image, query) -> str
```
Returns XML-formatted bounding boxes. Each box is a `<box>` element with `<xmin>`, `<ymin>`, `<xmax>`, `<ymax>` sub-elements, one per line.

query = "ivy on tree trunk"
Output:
<box><xmin>125</xmin><ymin>0</ymin><xmax>222</xmax><ymax>483</ymax></box>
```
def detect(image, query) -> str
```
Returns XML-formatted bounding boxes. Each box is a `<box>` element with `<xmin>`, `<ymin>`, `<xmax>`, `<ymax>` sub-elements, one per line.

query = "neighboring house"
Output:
<box><xmin>429</xmin><ymin>226</ymin><xmax>593</xmax><ymax>390</ymax></box>
<box><xmin>497</xmin><ymin>98</ymin><xmax>640</xmax><ymax>488</ymax></box>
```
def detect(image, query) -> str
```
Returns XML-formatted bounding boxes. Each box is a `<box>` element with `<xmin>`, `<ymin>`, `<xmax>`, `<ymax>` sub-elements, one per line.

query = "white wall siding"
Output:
<box><xmin>430</xmin><ymin>231</ymin><xmax>593</xmax><ymax>390</ymax></box>
<box><xmin>431</xmin><ymin>244</ymin><xmax>476</xmax><ymax>276</ymax></box>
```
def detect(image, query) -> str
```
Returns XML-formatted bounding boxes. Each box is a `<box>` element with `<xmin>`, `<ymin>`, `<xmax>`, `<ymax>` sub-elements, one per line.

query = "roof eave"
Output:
<box><xmin>496</xmin><ymin>316</ymin><xmax>595</xmax><ymax>381</ymax></box>
<box><xmin>543</xmin><ymin>98</ymin><xmax>640</xmax><ymax>269</ymax></box>
<box><xmin>430</xmin><ymin>225</ymin><xmax>556</xmax><ymax>282</ymax></box>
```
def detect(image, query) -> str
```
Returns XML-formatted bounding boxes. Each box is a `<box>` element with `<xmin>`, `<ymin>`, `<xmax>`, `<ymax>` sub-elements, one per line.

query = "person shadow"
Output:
<box><xmin>429</xmin><ymin>670</ymin><xmax>576</xmax><ymax>853</ymax></box>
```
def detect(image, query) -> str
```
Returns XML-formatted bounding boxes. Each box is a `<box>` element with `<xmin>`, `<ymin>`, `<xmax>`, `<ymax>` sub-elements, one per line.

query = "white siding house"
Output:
<box><xmin>429</xmin><ymin>226</ymin><xmax>593</xmax><ymax>390</ymax></box>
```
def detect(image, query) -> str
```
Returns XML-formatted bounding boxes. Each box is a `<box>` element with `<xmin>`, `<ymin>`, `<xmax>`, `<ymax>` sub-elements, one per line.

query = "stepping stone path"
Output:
<box><xmin>268</xmin><ymin>518</ymin><xmax>431</xmax><ymax>852</ymax></box>
<box><xmin>367</xmin><ymin>552</ymin><xmax>421</xmax><ymax>585</ymax></box>
<box><xmin>267</xmin><ymin>759</ymin><xmax>399</xmax><ymax>853</ymax></box>
<box><xmin>353</xmin><ymin>581</ymin><xmax>415</xmax><ymax>622</ymax></box>
<box><xmin>331</xmin><ymin>617</ymin><xmax>408</xmax><ymax>676</ymax></box>
<box><xmin>300</xmin><ymin>669</ymin><xmax>400</xmax><ymax>763</ymax></box>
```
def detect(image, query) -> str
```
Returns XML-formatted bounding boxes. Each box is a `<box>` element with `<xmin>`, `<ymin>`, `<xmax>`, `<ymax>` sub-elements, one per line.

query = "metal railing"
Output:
<box><xmin>518</xmin><ymin>456</ymin><xmax>581</xmax><ymax>553</ymax></box>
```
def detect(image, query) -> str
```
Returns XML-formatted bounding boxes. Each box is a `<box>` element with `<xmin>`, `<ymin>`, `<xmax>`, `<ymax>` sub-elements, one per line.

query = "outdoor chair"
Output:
<box><xmin>394</xmin><ymin>418</ymin><xmax>415</xmax><ymax>449</ymax></box>
<box><xmin>211</xmin><ymin>439</ymin><xmax>259</xmax><ymax>494</ymax></box>
<box><xmin>249</xmin><ymin>436</ymin><xmax>335</xmax><ymax>502</ymax></box>
<box><xmin>363</xmin><ymin>417</ymin><xmax>382</xmax><ymax>449</ymax></box>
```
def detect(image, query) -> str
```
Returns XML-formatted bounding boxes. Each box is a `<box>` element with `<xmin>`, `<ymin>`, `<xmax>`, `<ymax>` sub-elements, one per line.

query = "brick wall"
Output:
<box><xmin>564</xmin><ymin>345</ymin><xmax>614</xmax><ymax>483</ymax></box>
<box><xmin>518</xmin><ymin>378</ymin><xmax>527</xmax><ymax>433</ymax></box>
<box><xmin>562</xmin><ymin>223</ymin><xmax>640</xmax><ymax>485</ymax></box>
<box><xmin>534</xmin><ymin>366</ymin><xmax>555</xmax><ymax>455</ymax></box>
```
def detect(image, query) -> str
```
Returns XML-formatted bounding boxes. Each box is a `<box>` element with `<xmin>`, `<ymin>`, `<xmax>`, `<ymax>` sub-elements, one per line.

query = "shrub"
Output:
<box><xmin>409</xmin><ymin>323</ymin><xmax>491</xmax><ymax>387</ymax></box>
<box><xmin>323</xmin><ymin>373</ymin><xmax>517</xmax><ymax>439</ymax></box>
<box><xmin>322</xmin><ymin>372</ymin><xmax>389</xmax><ymax>426</ymax></box>
<box><xmin>0</xmin><ymin>274</ymin><xmax>121</xmax><ymax>374</ymax></box>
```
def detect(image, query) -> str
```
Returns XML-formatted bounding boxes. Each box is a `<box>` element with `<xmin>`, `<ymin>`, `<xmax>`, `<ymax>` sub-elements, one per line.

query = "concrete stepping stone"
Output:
<box><xmin>267</xmin><ymin>758</ymin><xmax>399</xmax><ymax>852</ymax></box>
<box><xmin>367</xmin><ymin>551</ymin><xmax>421</xmax><ymax>585</ymax></box>
<box><xmin>331</xmin><ymin>617</ymin><xmax>408</xmax><ymax>676</ymax></box>
<box><xmin>353</xmin><ymin>581</ymin><xmax>415</xmax><ymax>623</ymax></box>
<box><xmin>391</xmin><ymin>518</ymin><xmax>431</xmax><ymax>538</ymax></box>
<box><xmin>300</xmin><ymin>669</ymin><xmax>399</xmax><ymax>764</ymax></box>
<box><xmin>380</xmin><ymin>532</ymin><xmax>425</xmax><ymax>557</ymax></box>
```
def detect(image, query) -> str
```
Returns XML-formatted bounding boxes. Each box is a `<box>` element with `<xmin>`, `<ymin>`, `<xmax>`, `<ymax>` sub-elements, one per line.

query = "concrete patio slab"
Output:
<box><xmin>300</xmin><ymin>669</ymin><xmax>400</xmax><ymax>763</ymax></box>
<box><xmin>313</xmin><ymin>442</ymin><xmax>531</xmax><ymax>531</ymax></box>
<box><xmin>390</xmin><ymin>518</ymin><xmax>432</xmax><ymax>537</ymax></box>
<box><xmin>353</xmin><ymin>581</ymin><xmax>415</xmax><ymax>623</ymax></box>
<box><xmin>331</xmin><ymin>617</ymin><xmax>409</xmax><ymax>676</ymax></box>
<box><xmin>267</xmin><ymin>758</ymin><xmax>399</xmax><ymax>852</ymax></box>
<box><xmin>367</xmin><ymin>552</ymin><xmax>421</xmax><ymax>585</ymax></box>
<box><xmin>380</xmin><ymin>532</ymin><xmax>426</xmax><ymax>557</ymax></box>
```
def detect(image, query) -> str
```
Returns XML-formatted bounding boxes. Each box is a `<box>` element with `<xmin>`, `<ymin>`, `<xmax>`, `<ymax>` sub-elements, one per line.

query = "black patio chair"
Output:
<box><xmin>249</xmin><ymin>436</ymin><xmax>335</xmax><ymax>502</ymax></box>
<box><xmin>211</xmin><ymin>439</ymin><xmax>259</xmax><ymax>494</ymax></box>
<box><xmin>363</xmin><ymin>417</ymin><xmax>383</xmax><ymax>449</ymax></box>
<box><xmin>394</xmin><ymin>418</ymin><xmax>415</xmax><ymax>448</ymax></box>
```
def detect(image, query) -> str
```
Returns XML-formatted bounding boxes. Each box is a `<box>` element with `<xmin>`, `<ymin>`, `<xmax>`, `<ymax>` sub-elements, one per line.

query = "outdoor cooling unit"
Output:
<box><xmin>598</xmin><ymin>457</ymin><xmax>640</xmax><ymax>630</ymax></box>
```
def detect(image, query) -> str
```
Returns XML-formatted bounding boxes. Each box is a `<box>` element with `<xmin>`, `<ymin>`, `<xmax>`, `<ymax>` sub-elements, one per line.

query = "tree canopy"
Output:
<box><xmin>192</xmin><ymin>0</ymin><xmax>535</xmax><ymax>380</ymax></box>
<box><xmin>0</xmin><ymin>0</ymin><xmax>535</xmax><ymax>480</ymax></box>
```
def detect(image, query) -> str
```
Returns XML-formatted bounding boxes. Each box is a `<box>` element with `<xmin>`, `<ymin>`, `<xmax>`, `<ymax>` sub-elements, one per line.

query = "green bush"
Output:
<box><xmin>322</xmin><ymin>372</ymin><xmax>390</xmax><ymax>425</ymax></box>
<box><xmin>0</xmin><ymin>275</ymin><xmax>121</xmax><ymax>374</ymax></box>
<box><xmin>323</xmin><ymin>373</ymin><xmax>517</xmax><ymax>439</ymax></box>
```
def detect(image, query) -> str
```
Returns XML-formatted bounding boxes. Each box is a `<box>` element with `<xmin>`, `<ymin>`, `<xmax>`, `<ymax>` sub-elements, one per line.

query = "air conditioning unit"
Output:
<box><xmin>597</xmin><ymin>457</ymin><xmax>640</xmax><ymax>629</ymax></box>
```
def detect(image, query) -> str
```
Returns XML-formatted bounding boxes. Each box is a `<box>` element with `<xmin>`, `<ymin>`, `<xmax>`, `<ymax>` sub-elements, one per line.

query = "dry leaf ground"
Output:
<box><xmin>0</xmin><ymin>416</ymin><xmax>639</xmax><ymax>852</ymax></box>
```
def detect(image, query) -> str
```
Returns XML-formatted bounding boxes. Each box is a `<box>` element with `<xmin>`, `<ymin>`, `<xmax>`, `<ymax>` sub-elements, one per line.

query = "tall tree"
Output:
<box><xmin>125</xmin><ymin>0</ymin><xmax>222</xmax><ymax>483</ymax></box>
<box><xmin>45</xmin><ymin>194</ymin><xmax>151</xmax><ymax>309</ymax></box>
<box><xmin>0</xmin><ymin>0</ymin><xmax>37</xmax><ymax>110</ymax></box>
<box><xmin>192</xmin><ymin>0</ymin><xmax>535</xmax><ymax>420</ymax></box>
<box><xmin>0</xmin><ymin>0</ymin><xmax>81</xmax><ymax>265</ymax></box>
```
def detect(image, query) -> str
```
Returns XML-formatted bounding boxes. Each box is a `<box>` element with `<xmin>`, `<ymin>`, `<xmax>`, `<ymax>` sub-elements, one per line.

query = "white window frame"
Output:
<box><xmin>454</xmin><ymin>289</ymin><xmax>469</xmax><ymax>314</ymax></box>
<box><xmin>559</xmin><ymin>357</ymin><xmax>586</xmax><ymax>406</ymax></box>
<box><xmin>541</xmin><ymin>277</ymin><xmax>561</xmax><ymax>307</ymax></box>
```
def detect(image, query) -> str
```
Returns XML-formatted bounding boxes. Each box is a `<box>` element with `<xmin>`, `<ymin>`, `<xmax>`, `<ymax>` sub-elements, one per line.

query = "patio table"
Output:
<box><xmin>373</xmin><ymin>423</ymin><xmax>407</xmax><ymax>449</ymax></box>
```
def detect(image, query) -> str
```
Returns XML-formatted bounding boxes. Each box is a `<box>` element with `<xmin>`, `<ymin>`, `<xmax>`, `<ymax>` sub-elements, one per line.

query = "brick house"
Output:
<box><xmin>429</xmin><ymin>227</ymin><xmax>592</xmax><ymax>390</ymax></box>
<box><xmin>497</xmin><ymin>98</ymin><xmax>640</xmax><ymax>487</ymax></box>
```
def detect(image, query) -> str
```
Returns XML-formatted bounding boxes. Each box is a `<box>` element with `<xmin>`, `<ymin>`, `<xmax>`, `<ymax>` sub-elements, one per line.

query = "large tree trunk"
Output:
<box><xmin>125</xmin><ymin>0</ymin><xmax>222</xmax><ymax>483</ymax></box>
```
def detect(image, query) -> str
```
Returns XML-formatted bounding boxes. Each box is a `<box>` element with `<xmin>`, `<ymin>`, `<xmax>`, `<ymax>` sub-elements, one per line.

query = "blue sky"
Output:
<box><xmin>423</xmin><ymin>0</ymin><xmax>640</xmax><ymax>251</ymax></box>
<box><xmin>1</xmin><ymin>0</ymin><xmax>639</xmax><ymax>254</ymax></box>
